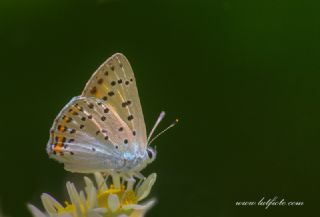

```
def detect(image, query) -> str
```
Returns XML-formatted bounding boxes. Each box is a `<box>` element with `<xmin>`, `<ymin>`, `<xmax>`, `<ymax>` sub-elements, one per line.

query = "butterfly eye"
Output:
<box><xmin>147</xmin><ymin>147</ymin><xmax>156</xmax><ymax>162</ymax></box>
<box><xmin>147</xmin><ymin>149</ymin><xmax>153</xmax><ymax>158</ymax></box>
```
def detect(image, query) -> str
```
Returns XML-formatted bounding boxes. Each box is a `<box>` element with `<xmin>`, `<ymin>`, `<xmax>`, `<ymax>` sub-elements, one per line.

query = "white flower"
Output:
<box><xmin>28</xmin><ymin>173</ymin><xmax>156</xmax><ymax>217</ymax></box>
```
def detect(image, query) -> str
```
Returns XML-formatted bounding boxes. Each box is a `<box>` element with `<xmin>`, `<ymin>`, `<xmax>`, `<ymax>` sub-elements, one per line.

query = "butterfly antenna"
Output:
<box><xmin>148</xmin><ymin>118</ymin><xmax>179</xmax><ymax>146</ymax></box>
<box><xmin>147</xmin><ymin>111</ymin><xmax>166</xmax><ymax>142</ymax></box>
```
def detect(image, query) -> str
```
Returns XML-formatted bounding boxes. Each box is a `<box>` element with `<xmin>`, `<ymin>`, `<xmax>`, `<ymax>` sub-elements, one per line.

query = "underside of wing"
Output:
<box><xmin>81</xmin><ymin>53</ymin><xmax>147</xmax><ymax>148</ymax></box>
<box><xmin>47</xmin><ymin>96</ymin><xmax>136</xmax><ymax>173</ymax></box>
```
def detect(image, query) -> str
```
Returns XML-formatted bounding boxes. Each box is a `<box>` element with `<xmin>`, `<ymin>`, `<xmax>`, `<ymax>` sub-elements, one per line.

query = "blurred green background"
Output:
<box><xmin>1</xmin><ymin>0</ymin><xmax>320</xmax><ymax>216</ymax></box>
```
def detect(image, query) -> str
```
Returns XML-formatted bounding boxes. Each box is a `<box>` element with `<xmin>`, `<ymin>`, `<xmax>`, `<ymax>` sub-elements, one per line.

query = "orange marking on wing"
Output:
<box><xmin>58</xmin><ymin>125</ymin><xmax>66</xmax><ymax>132</ymax></box>
<box><xmin>71</xmin><ymin>105</ymin><xmax>82</xmax><ymax>115</ymax></box>
<box><xmin>57</xmin><ymin>136</ymin><xmax>64</xmax><ymax>143</ymax></box>
<box><xmin>53</xmin><ymin>145</ymin><xmax>62</xmax><ymax>153</ymax></box>
<box><xmin>54</xmin><ymin>135</ymin><xmax>65</xmax><ymax>147</ymax></box>
<box><xmin>62</xmin><ymin>116</ymin><xmax>72</xmax><ymax>123</ymax></box>
<box><xmin>95</xmin><ymin>90</ymin><xmax>103</xmax><ymax>98</ymax></box>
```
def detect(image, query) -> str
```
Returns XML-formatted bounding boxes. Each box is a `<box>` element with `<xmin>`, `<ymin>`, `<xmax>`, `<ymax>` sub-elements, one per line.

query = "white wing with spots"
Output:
<box><xmin>81</xmin><ymin>53</ymin><xmax>147</xmax><ymax>149</ymax></box>
<box><xmin>47</xmin><ymin>96</ymin><xmax>137</xmax><ymax>173</ymax></box>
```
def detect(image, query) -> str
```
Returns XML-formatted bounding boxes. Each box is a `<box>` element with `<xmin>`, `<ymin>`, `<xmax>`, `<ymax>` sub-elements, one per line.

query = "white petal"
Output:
<box><xmin>111</xmin><ymin>173</ymin><xmax>121</xmax><ymax>189</ymax></box>
<box><xmin>40</xmin><ymin>193</ymin><xmax>64</xmax><ymax>214</ymax></box>
<box><xmin>94</xmin><ymin>172</ymin><xmax>108</xmax><ymax>191</ymax></box>
<box><xmin>84</xmin><ymin>176</ymin><xmax>95</xmax><ymax>195</ymax></box>
<box><xmin>87</xmin><ymin>210</ymin><xmax>104</xmax><ymax>217</ymax></box>
<box><xmin>27</xmin><ymin>204</ymin><xmax>48</xmax><ymax>217</ymax></box>
<box><xmin>66</xmin><ymin>182</ymin><xmax>80</xmax><ymax>207</ymax></box>
<box><xmin>127</xmin><ymin>200</ymin><xmax>156</xmax><ymax>217</ymax></box>
<box><xmin>127</xmin><ymin>210</ymin><xmax>144</xmax><ymax>217</ymax></box>
<box><xmin>84</xmin><ymin>176</ymin><xmax>93</xmax><ymax>188</ymax></box>
<box><xmin>74</xmin><ymin>200</ymin><xmax>84</xmax><ymax>217</ymax></box>
<box><xmin>140</xmin><ymin>199</ymin><xmax>156</xmax><ymax>210</ymax></box>
<box><xmin>122</xmin><ymin>199</ymin><xmax>155</xmax><ymax>211</ymax></box>
<box><xmin>79</xmin><ymin>190</ymin><xmax>87</xmax><ymax>209</ymax></box>
<box><xmin>91</xmin><ymin>208</ymin><xmax>108</xmax><ymax>214</ymax></box>
<box><xmin>54</xmin><ymin>214</ymin><xmax>74</xmax><ymax>217</ymax></box>
<box><xmin>84</xmin><ymin>177</ymin><xmax>98</xmax><ymax>208</ymax></box>
<box><xmin>108</xmin><ymin>194</ymin><xmax>120</xmax><ymax>212</ymax></box>
<box><xmin>122</xmin><ymin>204</ymin><xmax>146</xmax><ymax>210</ymax></box>
<box><xmin>136</xmin><ymin>173</ymin><xmax>157</xmax><ymax>201</ymax></box>
<box><xmin>117</xmin><ymin>215</ymin><xmax>128</xmax><ymax>217</ymax></box>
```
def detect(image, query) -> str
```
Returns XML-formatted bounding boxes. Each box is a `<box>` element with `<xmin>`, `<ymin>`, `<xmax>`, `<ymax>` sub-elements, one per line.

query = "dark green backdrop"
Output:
<box><xmin>1</xmin><ymin>0</ymin><xmax>320</xmax><ymax>216</ymax></box>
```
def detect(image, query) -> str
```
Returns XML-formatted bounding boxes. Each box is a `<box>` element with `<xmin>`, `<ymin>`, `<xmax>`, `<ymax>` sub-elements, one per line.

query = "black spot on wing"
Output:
<box><xmin>87</xmin><ymin>103</ymin><xmax>94</xmax><ymax>109</ymax></box>
<box><xmin>90</xmin><ymin>86</ymin><xmax>97</xmax><ymax>95</ymax></box>
<box><xmin>97</xmin><ymin>78</ymin><xmax>104</xmax><ymax>84</ymax></box>
<box><xmin>128</xmin><ymin>115</ymin><xmax>134</xmax><ymax>121</ymax></box>
<box><xmin>122</xmin><ymin>100</ymin><xmax>131</xmax><ymax>108</ymax></box>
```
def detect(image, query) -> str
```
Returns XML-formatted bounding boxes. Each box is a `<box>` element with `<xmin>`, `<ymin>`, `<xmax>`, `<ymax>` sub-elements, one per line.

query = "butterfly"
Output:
<box><xmin>46</xmin><ymin>53</ymin><xmax>177</xmax><ymax>178</ymax></box>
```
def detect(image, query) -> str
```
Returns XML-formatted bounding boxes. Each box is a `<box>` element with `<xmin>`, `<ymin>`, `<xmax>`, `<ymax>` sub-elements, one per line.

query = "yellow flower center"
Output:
<box><xmin>62</xmin><ymin>202</ymin><xmax>76</xmax><ymax>213</ymax></box>
<box><xmin>57</xmin><ymin>184</ymin><xmax>138</xmax><ymax>216</ymax></box>
<box><xmin>57</xmin><ymin>201</ymin><xmax>85</xmax><ymax>215</ymax></box>
<box><xmin>97</xmin><ymin>184</ymin><xmax>138</xmax><ymax>209</ymax></box>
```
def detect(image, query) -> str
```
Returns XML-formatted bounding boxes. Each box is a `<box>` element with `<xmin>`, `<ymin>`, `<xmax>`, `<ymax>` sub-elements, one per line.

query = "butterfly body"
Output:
<box><xmin>46</xmin><ymin>54</ymin><xmax>156</xmax><ymax>175</ymax></box>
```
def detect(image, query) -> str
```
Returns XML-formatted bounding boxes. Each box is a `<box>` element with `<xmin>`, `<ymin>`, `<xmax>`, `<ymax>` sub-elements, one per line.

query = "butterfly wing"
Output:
<box><xmin>81</xmin><ymin>53</ymin><xmax>147</xmax><ymax>149</ymax></box>
<box><xmin>47</xmin><ymin>96</ymin><xmax>137</xmax><ymax>173</ymax></box>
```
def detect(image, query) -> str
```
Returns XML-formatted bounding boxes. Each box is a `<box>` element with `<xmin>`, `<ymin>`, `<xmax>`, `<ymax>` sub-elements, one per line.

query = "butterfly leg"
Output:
<box><xmin>133</xmin><ymin>172</ymin><xmax>145</xmax><ymax>180</ymax></box>
<box><xmin>127</xmin><ymin>178</ymin><xmax>136</xmax><ymax>191</ymax></box>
